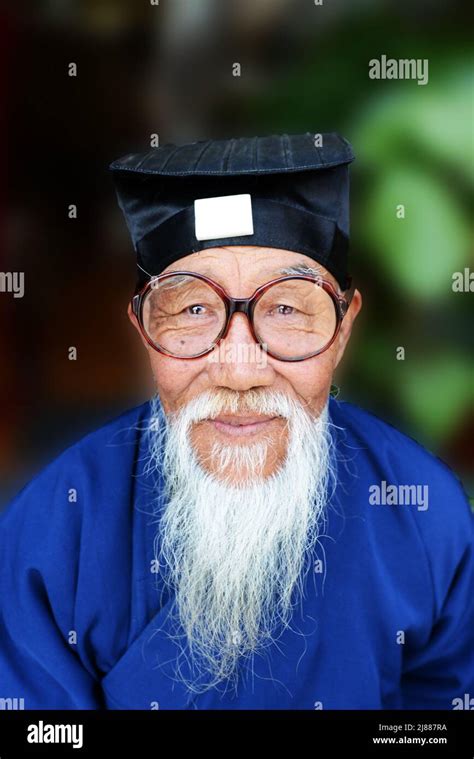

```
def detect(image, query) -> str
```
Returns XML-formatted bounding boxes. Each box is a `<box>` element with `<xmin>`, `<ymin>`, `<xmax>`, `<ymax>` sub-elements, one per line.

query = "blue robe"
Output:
<box><xmin>1</xmin><ymin>397</ymin><xmax>473</xmax><ymax>710</ymax></box>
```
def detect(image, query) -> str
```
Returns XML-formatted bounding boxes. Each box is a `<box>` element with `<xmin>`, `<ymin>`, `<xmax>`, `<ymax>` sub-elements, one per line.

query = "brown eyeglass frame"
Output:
<box><xmin>131</xmin><ymin>271</ymin><xmax>354</xmax><ymax>362</ymax></box>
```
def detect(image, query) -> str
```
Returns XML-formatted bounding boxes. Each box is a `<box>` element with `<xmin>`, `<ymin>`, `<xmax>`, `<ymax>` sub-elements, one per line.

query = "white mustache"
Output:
<box><xmin>169</xmin><ymin>387</ymin><xmax>305</xmax><ymax>426</ymax></box>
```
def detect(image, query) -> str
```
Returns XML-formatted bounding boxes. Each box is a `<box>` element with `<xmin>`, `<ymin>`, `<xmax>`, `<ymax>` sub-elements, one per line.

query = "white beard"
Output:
<box><xmin>145</xmin><ymin>388</ymin><xmax>336</xmax><ymax>694</ymax></box>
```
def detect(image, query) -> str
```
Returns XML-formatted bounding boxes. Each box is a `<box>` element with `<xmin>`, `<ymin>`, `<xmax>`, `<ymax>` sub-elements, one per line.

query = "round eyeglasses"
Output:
<box><xmin>131</xmin><ymin>271</ymin><xmax>354</xmax><ymax>362</ymax></box>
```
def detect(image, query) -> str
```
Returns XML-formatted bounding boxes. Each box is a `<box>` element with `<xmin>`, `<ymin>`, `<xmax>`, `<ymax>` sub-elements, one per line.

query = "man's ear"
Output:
<box><xmin>333</xmin><ymin>289</ymin><xmax>362</xmax><ymax>369</ymax></box>
<box><xmin>127</xmin><ymin>301</ymin><xmax>150</xmax><ymax>350</ymax></box>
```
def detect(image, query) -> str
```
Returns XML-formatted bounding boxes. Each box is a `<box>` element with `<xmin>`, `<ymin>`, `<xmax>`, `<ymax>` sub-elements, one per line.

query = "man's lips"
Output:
<box><xmin>208</xmin><ymin>414</ymin><xmax>281</xmax><ymax>437</ymax></box>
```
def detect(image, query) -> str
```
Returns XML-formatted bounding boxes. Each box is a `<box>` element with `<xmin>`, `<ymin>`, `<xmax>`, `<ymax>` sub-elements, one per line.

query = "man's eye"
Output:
<box><xmin>272</xmin><ymin>304</ymin><xmax>295</xmax><ymax>315</ymax></box>
<box><xmin>186</xmin><ymin>304</ymin><xmax>207</xmax><ymax>315</ymax></box>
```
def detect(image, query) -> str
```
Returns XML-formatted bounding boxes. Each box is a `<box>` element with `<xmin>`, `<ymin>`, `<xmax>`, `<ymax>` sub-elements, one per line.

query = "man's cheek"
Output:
<box><xmin>151</xmin><ymin>358</ymin><xmax>203</xmax><ymax>411</ymax></box>
<box><xmin>279</xmin><ymin>363</ymin><xmax>332</xmax><ymax>413</ymax></box>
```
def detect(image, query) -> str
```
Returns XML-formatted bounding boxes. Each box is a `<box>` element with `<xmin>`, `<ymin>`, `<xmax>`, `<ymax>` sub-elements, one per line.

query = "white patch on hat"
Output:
<box><xmin>194</xmin><ymin>193</ymin><xmax>254</xmax><ymax>241</ymax></box>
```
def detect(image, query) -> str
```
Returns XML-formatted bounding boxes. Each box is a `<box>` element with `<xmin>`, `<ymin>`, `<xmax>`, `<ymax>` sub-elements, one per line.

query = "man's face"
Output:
<box><xmin>130</xmin><ymin>246</ymin><xmax>362</xmax><ymax>690</ymax></box>
<box><xmin>130</xmin><ymin>246</ymin><xmax>361</xmax><ymax>482</ymax></box>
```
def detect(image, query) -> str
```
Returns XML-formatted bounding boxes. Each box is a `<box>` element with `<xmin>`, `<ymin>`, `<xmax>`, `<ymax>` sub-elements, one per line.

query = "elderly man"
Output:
<box><xmin>0</xmin><ymin>133</ymin><xmax>472</xmax><ymax>710</ymax></box>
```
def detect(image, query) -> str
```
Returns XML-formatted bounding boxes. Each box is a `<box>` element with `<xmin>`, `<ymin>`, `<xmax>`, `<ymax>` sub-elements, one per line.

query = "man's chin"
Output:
<box><xmin>196</xmin><ymin>456</ymin><xmax>283</xmax><ymax>486</ymax></box>
<box><xmin>190</xmin><ymin>423</ymin><xmax>290</xmax><ymax>483</ymax></box>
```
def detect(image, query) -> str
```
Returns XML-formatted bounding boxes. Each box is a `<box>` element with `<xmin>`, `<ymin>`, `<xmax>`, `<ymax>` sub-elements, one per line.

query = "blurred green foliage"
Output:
<box><xmin>351</xmin><ymin>64</ymin><xmax>473</xmax><ymax>460</ymax></box>
<box><xmin>243</xmin><ymin>20</ymin><xmax>473</xmax><ymax>490</ymax></box>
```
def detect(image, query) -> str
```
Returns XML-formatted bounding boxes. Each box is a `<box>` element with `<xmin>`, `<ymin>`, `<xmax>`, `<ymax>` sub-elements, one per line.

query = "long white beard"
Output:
<box><xmin>145</xmin><ymin>388</ymin><xmax>336</xmax><ymax>694</ymax></box>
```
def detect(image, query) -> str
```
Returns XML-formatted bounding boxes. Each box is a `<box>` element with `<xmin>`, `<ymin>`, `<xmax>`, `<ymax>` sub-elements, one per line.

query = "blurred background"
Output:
<box><xmin>0</xmin><ymin>0</ymin><xmax>472</xmax><ymax>507</ymax></box>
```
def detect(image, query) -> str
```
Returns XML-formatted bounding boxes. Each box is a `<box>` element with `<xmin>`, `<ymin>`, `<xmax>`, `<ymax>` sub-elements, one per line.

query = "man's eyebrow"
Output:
<box><xmin>171</xmin><ymin>259</ymin><xmax>325</xmax><ymax>278</ymax></box>
<box><xmin>277</xmin><ymin>261</ymin><xmax>325</xmax><ymax>277</ymax></box>
<box><xmin>161</xmin><ymin>260</ymin><xmax>328</xmax><ymax>291</ymax></box>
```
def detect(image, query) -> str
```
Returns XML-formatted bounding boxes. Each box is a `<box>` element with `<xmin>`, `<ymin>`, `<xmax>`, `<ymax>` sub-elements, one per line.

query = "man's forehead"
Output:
<box><xmin>164</xmin><ymin>248</ymin><xmax>330</xmax><ymax>278</ymax></box>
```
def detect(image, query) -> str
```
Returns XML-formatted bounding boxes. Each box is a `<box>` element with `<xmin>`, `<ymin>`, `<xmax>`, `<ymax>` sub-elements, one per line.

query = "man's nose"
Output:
<box><xmin>206</xmin><ymin>312</ymin><xmax>274</xmax><ymax>391</ymax></box>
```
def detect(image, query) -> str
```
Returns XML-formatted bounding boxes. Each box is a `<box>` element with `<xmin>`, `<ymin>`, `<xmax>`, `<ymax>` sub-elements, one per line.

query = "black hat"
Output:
<box><xmin>109</xmin><ymin>132</ymin><xmax>355</xmax><ymax>290</ymax></box>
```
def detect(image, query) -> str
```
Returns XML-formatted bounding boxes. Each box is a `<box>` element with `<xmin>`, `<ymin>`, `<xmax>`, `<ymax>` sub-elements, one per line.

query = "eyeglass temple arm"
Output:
<box><xmin>131</xmin><ymin>293</ymin><xmax>140</xmax><ymax>317</ymax></box>
<box><xmin>343</xmin><ymin>275</ymin><xmax>355</xmax><ymax>301</ymax></box>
